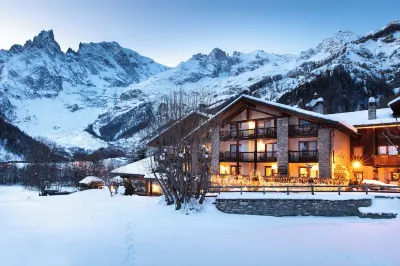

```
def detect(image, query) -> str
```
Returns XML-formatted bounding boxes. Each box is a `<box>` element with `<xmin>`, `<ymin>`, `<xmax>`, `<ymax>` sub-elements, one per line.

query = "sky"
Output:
<box><xmin>0</xmin><ymin>0</ymin><xmax>399</xmax><ymax>67</ymax></box>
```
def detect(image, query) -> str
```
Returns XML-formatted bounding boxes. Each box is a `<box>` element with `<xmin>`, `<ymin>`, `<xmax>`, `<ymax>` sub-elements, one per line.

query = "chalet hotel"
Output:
<box><xmin>150</xmin><ymin>94</ymin><xmax>400</xmax><ymax>185</ymax></box>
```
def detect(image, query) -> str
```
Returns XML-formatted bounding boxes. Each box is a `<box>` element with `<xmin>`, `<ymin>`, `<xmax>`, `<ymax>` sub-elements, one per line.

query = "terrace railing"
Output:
<box><xmin>289</xmin><ymin>124</ymin><xmax>319</xmax><ymax>137</ymax></box>
<box><xmin>289</xmin><ymin>150</ymin><xmax>318</xmax><ymax>162</ymax></box>
<box><xmin>374</xmin><ymin>155</ymin><xmax>400</xmax><ymax>167</ymax></box>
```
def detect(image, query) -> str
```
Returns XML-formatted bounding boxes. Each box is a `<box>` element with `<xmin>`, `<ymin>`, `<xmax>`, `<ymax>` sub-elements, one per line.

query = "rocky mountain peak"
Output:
<box><xmin>208</xmin><ymin>48</ymin><xmax>228</xmax><ymax>60</ymax></box>
<box><xmin>30</xmin><ymin>30</ymin><xmax>61</xmax><ymax>53</ymax></box>
<box><xmin>316</xmin><ymin>30</ymin><xmax>359</xmax><ymax>54</ymax></box>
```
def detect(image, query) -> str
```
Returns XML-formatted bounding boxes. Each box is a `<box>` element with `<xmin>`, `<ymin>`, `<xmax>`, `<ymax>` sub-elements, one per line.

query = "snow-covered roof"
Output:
<box><xmin>388</xmin><ymin>96</ymin><xmax>400</xmax><ymax>107</ymax></box>
<box><xmin>325</xmin><ymin>108</ymin><xmax>398</xmax><ymax>127</ymax></box>
<box><xmin>306</xmin><ymin>97</ymin><xmax>324</xmax><ymax>107</ymax></box>
<box><xmin>111</xmin><ymin>157</ymin><xmax>155</xmax><ymax>179</ymax></box>
<box><xmin>221</xmin><ymin>95</ymin><xmax>358</xmax><ymax>133</ymax></box>
<box><xmin>79</xmin><ymin>176</ymin><xmax>104</xmax><ymax>185</ymax></box>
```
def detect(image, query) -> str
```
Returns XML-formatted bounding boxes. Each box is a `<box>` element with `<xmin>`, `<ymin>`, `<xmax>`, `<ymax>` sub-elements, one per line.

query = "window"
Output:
<box><xmin>230</xmin><ymin>123</ymin><xmax>241</xmax><ymax>136</ymax></box>
<box><xmin>230</xmin><ymin>144</ymin><xmax>241</xmax><ymax>160</ymax></box>
<box><xmin>353</xmin><ymin>147</ymin><xmax>363</xmax><ymax>157</ymax></box>
<box><xmin>378</xmin><ymin>145</ymin><xmax>399</xmax><ymax>155</ymax></box>
<box><xmin>299</xmin><ymin>141</ymin><xmax>317</xmax><ymax>151</ymax></box>
<box><xmin>265</xmin><ymin>166</ymin><xmax>276</xmax><ymax>177</ymax></box>
<box><xmin>299</xmin><ymin>167</ymin><xmax>309</xmax><ymax>178</ymax></box>
<box><xmin>265</xmin><ymin>143</ymin><xmax>277</xmax><ymax>151</ymax></box>
<box><xmin>230</xmin><ymin>165</ymin><xmax>241</xmax><ymax>175</ymax></box>
<box><xmin>391</xmin><ymin>172</ymin><xmax>400</xmax><ymax>182</ymax></box>
<box><xmin>258</xmin><ymin>119</ymin><xmax>274</xmax><ymax>128</ymax></box>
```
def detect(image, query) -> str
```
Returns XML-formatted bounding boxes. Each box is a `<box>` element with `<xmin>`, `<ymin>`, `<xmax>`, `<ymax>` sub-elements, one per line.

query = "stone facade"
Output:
<box><xmin>318</xmin><ymin>128</ymin><xmax>332</xmax><ymax>178</ymax></box>
<box><xmin>216</xmin><ymin>198</ymin><xmax>373</xmax><ymax>217</ymax></box>
<box><xmin>211</xmin><ymin>124</ymin><xmax>220</xmax><ymax>174</ymax></box>
<box><xmin>276</xmin><ymin>117</ymin><xmax>289</xmax><ymax>175</ymax></box>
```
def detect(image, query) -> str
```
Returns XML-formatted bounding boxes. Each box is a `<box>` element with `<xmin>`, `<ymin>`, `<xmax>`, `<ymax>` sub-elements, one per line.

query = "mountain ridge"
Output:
<box><xmin>1</xmin><ymin>20</ymin><xmax>400</xmax><ymax>159</ymax></box>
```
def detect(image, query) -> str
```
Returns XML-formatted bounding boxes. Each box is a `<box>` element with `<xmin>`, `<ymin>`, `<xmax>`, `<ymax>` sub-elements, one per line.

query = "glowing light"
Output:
<box><xmin>312</xmin><ymin>165</ymin><xmax>318</xmax><ymax>171</ymax></box>
<box><xmin>248</xmin><ymin>121</ymin><xmax>255</xmax><ymax>129</ymax></box>
<box><xmin>271</xmin><ymin>164</ymin><xmax>277</xmax><ymax>170</ymax></box>
<box><xmin>352</xmin><ymin>161</ymin><xmax>361</xmax><ymax>169</ymax></box>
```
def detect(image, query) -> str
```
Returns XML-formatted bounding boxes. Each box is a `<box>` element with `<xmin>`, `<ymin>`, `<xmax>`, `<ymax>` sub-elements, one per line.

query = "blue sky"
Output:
<box><xmin>0</xmin><ymin>0</ymin><xmax>399</xmax><ymax>66</ymax></box>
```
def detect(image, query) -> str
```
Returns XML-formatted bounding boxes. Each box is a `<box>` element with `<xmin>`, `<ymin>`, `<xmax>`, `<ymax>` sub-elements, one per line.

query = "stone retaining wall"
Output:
<box><xmin>216</xmin><ymin>198</ymin><xmax>372</xmax><ymax>217</ymax></box>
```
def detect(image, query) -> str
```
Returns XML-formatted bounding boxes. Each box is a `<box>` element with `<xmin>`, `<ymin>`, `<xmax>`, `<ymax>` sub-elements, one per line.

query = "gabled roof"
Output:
<box><xmin>79</xmin><ymin>176</ymin><xmax>104</xmax><ymax>185</ymax></box>
<box><xmin>111</xmin><ymin>157</ymin><xmax>155</xmax><ymax>179</ymax></box>
<box><xmin>183</xmin><ymin>94</ymin><xmax>359</xmax><ymax>140</ymax></box>
<box><xmin>214</xmin><ymin>95</ymin><xmax>358</xmax><ymax>134</ymax></box>
<box><xmin>147</xmin><ymin>111</ymin><xmax>211</xmax><ymax>146</ymax></box>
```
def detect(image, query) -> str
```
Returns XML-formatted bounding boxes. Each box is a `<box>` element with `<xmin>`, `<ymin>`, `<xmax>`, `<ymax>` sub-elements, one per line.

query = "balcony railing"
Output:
<box><xmin>289</xmin><ymin>124</ymin><xmax>319</xmax><ymax>137</ymax></box>
<box><xmin>374</xmin><ymin>155</ymin><xmax>400</xmax><ymax>166</ymax></box>
<box><xmin>220</xmin><ymin>151</ymin><xmax>277</xmax><ymax>162</ymax></box>
<box><xmin>289</xmin><ymin>150</ymin><xmax>318</xmax><ymax>162</ymax></box>
<box><xmin>256</xmin><ymin>151</ymin><xmax>277</xmax><ymax>162</ymax></box>
<box><xmin>220</xmin><ymin>127</ymin><xmax>277</xmax><ymax>141</ymax></box>
<box><xmin>257</xmin><ymin>127</ymin><xmax>277</xmax><ymax>138</ymax></box>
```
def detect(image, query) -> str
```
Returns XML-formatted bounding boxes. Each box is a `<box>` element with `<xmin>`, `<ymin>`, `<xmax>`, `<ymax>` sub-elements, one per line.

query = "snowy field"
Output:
<box><xmin>1</xmin><ymin>186</ymin><xmax>400</xmax><ymax>266</ymax></box>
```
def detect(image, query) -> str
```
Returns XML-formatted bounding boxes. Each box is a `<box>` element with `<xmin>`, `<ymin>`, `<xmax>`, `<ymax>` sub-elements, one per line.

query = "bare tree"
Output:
<box><xmin>147</xmin><ymin>87</ymin><xmax>215</xmax><ymax>212</ymax></box>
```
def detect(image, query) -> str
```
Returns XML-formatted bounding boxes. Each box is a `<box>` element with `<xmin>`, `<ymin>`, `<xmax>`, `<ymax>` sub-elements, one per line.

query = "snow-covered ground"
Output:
<box><xmin>1</xmin><ymin>186</ymin><xmax>400</xmax><ymax>266</ymax></box>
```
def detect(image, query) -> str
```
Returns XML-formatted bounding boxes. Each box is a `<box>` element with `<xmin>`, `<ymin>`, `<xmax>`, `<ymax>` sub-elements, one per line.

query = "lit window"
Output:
<box><xmin>388</xmin><ymin>146</ymin><xmax>398</xmax><ymax>155</ymax></box>
<box><xmin>378</xmin><ymin>146</ymin><xmax>387</xmax><ymax>155</ymax></box>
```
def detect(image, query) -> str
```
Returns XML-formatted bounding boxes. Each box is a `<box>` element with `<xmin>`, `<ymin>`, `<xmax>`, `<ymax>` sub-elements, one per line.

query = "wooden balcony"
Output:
<box><xmin>289</xmin><ymin>124</ymin><xmax>319</xmax><ymax>137</ymax></box>
<box><xmin>220</xmin><ymin>127</ymin><xmax>277</xmax><ymax>141</ymax></box>
<box><xmin>219</xmin><ymin>151</ymin><xmax>277</xmax><ymax>162</ymax></box>
<box><xmin>256</xmin><ymin>151</ymin><xmax>277</xmax><ymax>162</ymax></box>
<box><xmin>374</xmin><ymin>155</ymin><xmax>400</xmax><ymax>167</ymax></box>
<box><xmin>257</xmin><ymin>127</ymin><xmax>277</xmax><ymax>139</ymax></box>
<box><xmin>289</xmin><ymin>150</ymin><xmax>318</xmax><ymax>162</ymax></box>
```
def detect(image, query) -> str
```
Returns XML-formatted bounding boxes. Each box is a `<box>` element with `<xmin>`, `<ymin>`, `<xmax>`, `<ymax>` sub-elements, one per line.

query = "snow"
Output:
<box><xmin>79</xmin><ymin>176</ymin><xmax>104</xmax><ymax>185</ymax></box>
<box><xmin>362</xmin><ymin>179</ymin><xmax>398</xmax><ymax>187</ymax></box>
<box><xmin>326</xmin><ymin>107</ymin><xmax>398</xmax><ymax>127</ymax></box>
<box><xmin>217</xmin><ymin>192</ymin><xmax>373</xmax><ymax>200</ymax></box>
<box><xmin>1</xmin><ymin>186</ymin><xmax>400</xmax><ymax>266</ymax></box>
<box><xmin>306</xmin><ymin>97</ymin><xmax>324</xmax><ymax>107</ymax></box>
<box><xmin>111</xmin><ymin>157</ymin><xmax>154</xmax><ymax>178</ymax></box>
<box><xmin>359</xmin><ymin>198</ymin><xmax>400</xmax><ymax>215</ymax></box>
<box><xmin>368</xmin><ymin>97</ymin><xmax>376</xmax><ymax>103</ymax></box>
<box><xmin>388</xmin><ymin>95</ymin><xmax>400</xmax><ymax>107</ymax></box>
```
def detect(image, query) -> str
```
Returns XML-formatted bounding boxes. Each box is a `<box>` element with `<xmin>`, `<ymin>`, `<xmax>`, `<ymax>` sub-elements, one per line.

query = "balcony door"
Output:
<box><xmin>230</xmin><ymin>123</ymin><xmax>241</xmax><ymax>138</ymax></box>
<box><xmin>299</xmin><ymin>141</ymin><xmax>317</xmax><ymax>154</ymax></box>
<box><xmin>265</xmin><ymin>143</ymin><xmax>277</xmax><ymax>158</ymax></box>
<box><xmin>230</xmin><ymin>144</ymin><xmax>241</xmax><ymax>160</ymax></box>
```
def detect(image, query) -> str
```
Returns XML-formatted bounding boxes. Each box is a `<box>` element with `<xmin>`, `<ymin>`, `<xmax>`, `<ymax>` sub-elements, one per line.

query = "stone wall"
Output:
<box><xmin>318</xmin><ymin>128</ymin><xmax>332</xmax><ymax>178</ymax></box>
<box><xmin>210</xmin><ymin>124</ymin><xmax>220</xmax><ymax>174</ymax></box>
<box><xmin>276</xmin><ymin>117</ymin><xmax>289</xmax><ymax>175</ymax></box>
<box><xmin>216</xmin><ymin>198</ymin><xmax>372</xmax><ymax>217</ymax></box>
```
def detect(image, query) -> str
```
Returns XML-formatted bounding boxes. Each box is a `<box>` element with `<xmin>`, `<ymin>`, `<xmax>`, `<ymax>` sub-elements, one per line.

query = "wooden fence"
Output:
<box><xmin>207</xmin><ymin>184</ymin><xmax>400</xmax><ymax>196</ymax></box>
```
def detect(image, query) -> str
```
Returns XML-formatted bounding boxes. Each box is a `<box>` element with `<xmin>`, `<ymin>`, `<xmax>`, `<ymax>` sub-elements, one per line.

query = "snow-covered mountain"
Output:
<box><xmin>1</xmin><ymin>21</ymin><xmax>400</xmax><ymax>158</ymax></box>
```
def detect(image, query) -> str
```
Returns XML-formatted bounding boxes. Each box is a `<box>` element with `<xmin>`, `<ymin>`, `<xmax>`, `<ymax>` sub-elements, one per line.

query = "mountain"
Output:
<box><xmin>1</xmin><ymin>21</ymin><xmax>400</xmax><ymax>157</ymax></box>
<box><xmin>0</xmin><ymin>30</ymin><xmax>169</xmax><ymax>154</ymax></box>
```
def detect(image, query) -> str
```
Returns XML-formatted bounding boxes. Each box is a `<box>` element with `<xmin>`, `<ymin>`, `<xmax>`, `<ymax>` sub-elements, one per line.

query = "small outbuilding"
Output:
<box><xmin>79</xmin><ymin>176</ymin><xmax>104</xmax><ymax>189</ymax></box>
<box><xmin>111</xmin><ymin>157</ymin><xmax>163</xmax><ymax>196</ymax></box>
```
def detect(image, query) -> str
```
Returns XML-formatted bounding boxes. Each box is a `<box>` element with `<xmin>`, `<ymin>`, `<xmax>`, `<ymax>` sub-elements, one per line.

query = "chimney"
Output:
<box><xmin>368</xmin><ymin>97</ymin><xmax>376</xmax><ymax>120</ymax></box>
<box><xmin>311</xmin><ymin>92</ymin><xmax>324</xmax><ymax>114</ymax></box>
